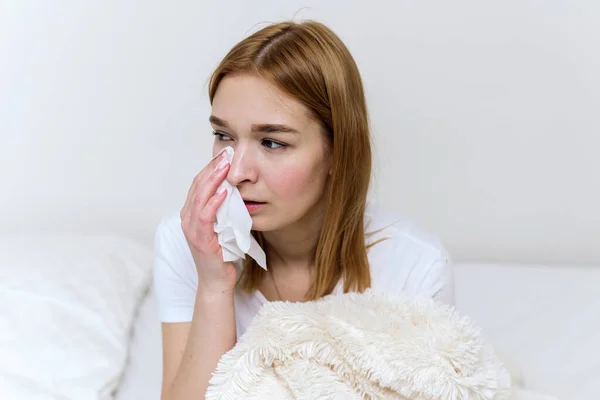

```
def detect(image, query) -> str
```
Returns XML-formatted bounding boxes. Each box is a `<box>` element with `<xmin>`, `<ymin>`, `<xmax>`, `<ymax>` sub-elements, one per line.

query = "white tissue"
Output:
<box><xmin>213</xmin><ymin>147</ymin><xmax>267</xmax><ymax>270</ymax></box>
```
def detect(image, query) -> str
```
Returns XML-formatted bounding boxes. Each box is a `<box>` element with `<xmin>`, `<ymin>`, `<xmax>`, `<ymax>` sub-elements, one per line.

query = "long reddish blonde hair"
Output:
<box><xmin>208</xmin><ymin>20</ymin><xmax>374</xmax><ymax>300</ymax></box>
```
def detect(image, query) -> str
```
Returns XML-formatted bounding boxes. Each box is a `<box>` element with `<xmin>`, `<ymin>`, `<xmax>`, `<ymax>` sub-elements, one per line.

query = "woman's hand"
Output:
<box><xmin>180</xmin><ymin>148</ymin><xmax>237</xmax><ymax>297</ymax></box>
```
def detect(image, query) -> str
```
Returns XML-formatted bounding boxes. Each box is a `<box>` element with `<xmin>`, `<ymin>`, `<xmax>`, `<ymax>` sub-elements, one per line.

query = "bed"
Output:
<box><xmin>114</xmin><ymin>263</ymin><xmax>600</xmax><ymax>400</ymax></box>
<box><xmin>1</xmin><ymin>232</ymin><xmax>597</xmax><ymax>399</ymax></box>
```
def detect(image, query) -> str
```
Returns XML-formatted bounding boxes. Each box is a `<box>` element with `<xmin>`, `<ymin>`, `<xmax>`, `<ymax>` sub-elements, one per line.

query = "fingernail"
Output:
<box><xmin>212</xmin><ymin>148</ymin><xmax>227</xmax><ymax>161</ymax></box>
<box><xmin>217</xmin><ymin>186</ymin><xmax>227</xmax><ymax>195</ymax></box>
<box><xmin>215</xmin><ymin>158</ymin><xmax>229</xmax><ymax>171</ymax></box>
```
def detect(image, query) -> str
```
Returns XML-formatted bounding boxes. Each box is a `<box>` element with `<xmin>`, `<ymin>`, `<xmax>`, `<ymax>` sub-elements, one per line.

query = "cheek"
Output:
<box><xmin>268</xmin><ymin>165</ymin><xmax>323</xmax><ymax>199</ymax></box>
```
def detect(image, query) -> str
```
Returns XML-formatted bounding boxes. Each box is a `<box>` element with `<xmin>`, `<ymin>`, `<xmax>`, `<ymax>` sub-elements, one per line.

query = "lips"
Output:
<box><xmin>243</xmin><ymin>199</ymin><xmax>266</xmax><ymax>213</ymax></box>
<box><xmin>242</xmin><ymin>198</ymin><xmax>266</xmax><ymax>204</ymax></box>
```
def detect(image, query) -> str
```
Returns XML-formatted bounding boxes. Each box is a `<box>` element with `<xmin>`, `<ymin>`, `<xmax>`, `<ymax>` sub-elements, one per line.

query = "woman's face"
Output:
<box><xmin>210</xmin><ymin>73</ymin><xmax>332</xmax><ymax>232</ymax></box>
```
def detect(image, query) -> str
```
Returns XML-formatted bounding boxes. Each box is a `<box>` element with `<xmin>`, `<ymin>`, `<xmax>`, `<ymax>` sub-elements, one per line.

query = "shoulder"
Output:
<box><xmin>155</xmin><ymin>212</ymin><xmax>185</xmax><ymax>242</ymax></box>
<box><xmin>364</xmin><ymin>203</ymin><xmax>447</xmax><ymax>260</ymax></box>
<box><xmin>364</xmin><ymin>203</ymin><xmax>455</xmax><ymax>305</ymax></box>
<box><xmin>153</xmin><ymin>212</ymin><xmax>196</xmax><ymax>271</ymax></box>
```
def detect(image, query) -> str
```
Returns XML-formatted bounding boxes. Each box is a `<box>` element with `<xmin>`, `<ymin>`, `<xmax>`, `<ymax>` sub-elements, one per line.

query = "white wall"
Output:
<box><xmin>1</xmin><ymin>1</ymin><xmax>598</xmax><ymax>265</ymax></box>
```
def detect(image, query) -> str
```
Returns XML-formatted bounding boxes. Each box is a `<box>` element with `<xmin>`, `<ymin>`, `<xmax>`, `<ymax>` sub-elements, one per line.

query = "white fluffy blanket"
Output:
<box><xmin>206</xmin><ymin>290</ymin><xmax>549</xmax><ymax>400</ymax></box>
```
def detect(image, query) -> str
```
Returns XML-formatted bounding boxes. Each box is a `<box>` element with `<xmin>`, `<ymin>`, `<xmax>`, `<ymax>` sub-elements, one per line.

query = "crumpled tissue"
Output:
<box><xmin>213</xmin><ymin>146</ymin><xmax>267</xmax><ymax>269</ymax></box>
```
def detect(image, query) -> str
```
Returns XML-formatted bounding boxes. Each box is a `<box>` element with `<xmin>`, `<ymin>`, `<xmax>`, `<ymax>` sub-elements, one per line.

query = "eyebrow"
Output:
<box><xmin>209</xmin><ymin>115</ymin><xmax>298</xmax><ymax>134</ymax></box>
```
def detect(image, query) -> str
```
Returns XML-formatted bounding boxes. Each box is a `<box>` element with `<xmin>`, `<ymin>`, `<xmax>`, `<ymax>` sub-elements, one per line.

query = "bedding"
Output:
<box><xmin>0</xmin><ymin>233</ymin><xmax>154</xmax><ymax>400</ymax></box>
<box><xmin>114</xmin><ymin>289</ymin><xmax>162</xmax><ymax>400</ymax></box>
<box><xmin>205</xmin><ymin>289</ymin><xmax>513</xmax><ymax>399</ymax></box>
<box><xmin>118</xmin><ymin>263</ymin><xmax>600</xmax><ymax>399</ymax></box>
<box><xmin>454</xmin><ymin>263</ymin><xmax>600</xmax><ymax>400</ymax></box>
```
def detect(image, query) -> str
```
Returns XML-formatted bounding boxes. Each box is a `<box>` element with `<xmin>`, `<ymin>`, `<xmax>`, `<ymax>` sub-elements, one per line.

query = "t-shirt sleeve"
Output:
<box><xmin>395</xmin><ymin>244</ymin><xmax>456</xmax><ymax>307</ymax></box>
<box><xmin>368</xmin><ymin>218</ymin><xmax>456</xmax><ymax>307</ymax></box>
<box><xmin>421</xmin><ymin>247</ymin><xmax>455</xmax><ymax>306</ymax></box>
<box><xmin>153</xmin><ymin>215</ymin><xmax>198</xmax><ymax>323</ymax></box>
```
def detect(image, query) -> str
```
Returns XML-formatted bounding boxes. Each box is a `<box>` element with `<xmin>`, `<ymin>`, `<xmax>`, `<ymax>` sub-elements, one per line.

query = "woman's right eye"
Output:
<box><xmin>212</xmin><ymin>131</ymin><xmax>231</xmax><ymax>141</ymax></box>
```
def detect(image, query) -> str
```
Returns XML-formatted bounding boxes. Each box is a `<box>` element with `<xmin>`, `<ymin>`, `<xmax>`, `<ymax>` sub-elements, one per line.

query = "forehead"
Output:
<box><xmin>211</xmin><ymin>74</ymin><xmax>314</xmax><ymax>130</ymax></box>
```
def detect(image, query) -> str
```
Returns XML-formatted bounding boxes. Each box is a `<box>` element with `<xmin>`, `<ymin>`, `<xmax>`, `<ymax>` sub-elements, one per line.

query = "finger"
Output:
<box><xmin>196</xmin><ymin>186</ymin><xmax>228</xmax><ymax>245</ymax></box>
<box><xmin>204</xmin><ymin>147</ymin><xmax>229</xmax><ymax>175</ymax></box>
<box><xmin>194</xmin><ymin>160</ymin><xmax>230</xmax><ymax>212</ymax></box>
<box><xmin>210</xmin><ymin>147</ymin><xmax>228</xmax><ymax>164</ymax></box>
<box><xmin>188</xmin><ymin>162</ymin><xmax>229</xmax><ymax>235</ymax></box>
<box><xmin>181</xmin><ymin>148</ymin><xmax>228</xmax><ymax>221</ymax></box>
<box><xmin>180</xmin><ymin>178</ymin><xmax>199</xmax><ymax>227</ymax></box>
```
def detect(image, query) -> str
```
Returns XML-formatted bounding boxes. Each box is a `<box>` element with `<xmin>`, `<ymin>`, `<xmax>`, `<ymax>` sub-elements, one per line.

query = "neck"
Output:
<box><xmin>261</xmin><ymin>200</ymin><xmax>326</xmax><ymax>269</ymax></box>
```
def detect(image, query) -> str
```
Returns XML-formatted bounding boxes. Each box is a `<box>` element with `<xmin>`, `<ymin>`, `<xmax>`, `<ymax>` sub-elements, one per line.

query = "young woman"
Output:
<box><xmin>154</xmin><ymin>20</ymin><xmax>454</xmax><ymax>400</ymax></box>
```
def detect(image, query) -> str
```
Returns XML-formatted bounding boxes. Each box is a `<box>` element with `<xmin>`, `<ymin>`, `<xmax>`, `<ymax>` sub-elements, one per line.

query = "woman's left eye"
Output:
<box><xmin>262</xmin><ymin>139</ymin><xmax>286</xmax><ymax>150</ymax></box>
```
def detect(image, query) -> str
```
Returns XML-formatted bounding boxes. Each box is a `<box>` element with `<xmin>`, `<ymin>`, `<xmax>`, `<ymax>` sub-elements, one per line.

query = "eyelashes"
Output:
<box><xmin>212</xmin><ymin>131</ymin><xmax>287</xmax><ymax>150</ymax></box>
<box><xmin>212</xmin><ymin>131</ymin><xmax>230</xmax><ymax>142</ymax></box>
<box><xmin>262</xmin><ymin>139</ymin><xmax>285</xmax><ymax>150</ymax></box>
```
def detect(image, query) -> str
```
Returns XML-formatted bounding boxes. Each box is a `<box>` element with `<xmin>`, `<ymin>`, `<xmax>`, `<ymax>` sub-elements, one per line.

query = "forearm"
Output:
<box><xmin>165</xmin><ymin>292</ymin><xmax>236</xmax><ymax>400</ymax></box>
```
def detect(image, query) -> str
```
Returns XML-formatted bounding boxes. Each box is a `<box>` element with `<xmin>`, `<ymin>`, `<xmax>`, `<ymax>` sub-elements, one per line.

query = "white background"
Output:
<box><xmin>1</xmin><ymin>0</ymin><xmax>599</xmax><ymax>265</ymax></box>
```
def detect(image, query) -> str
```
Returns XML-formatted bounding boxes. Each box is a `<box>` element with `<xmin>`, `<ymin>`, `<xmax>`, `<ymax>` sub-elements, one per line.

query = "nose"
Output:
<box><xmin>226</xmin><ymin>145</ymin><xmax>258</xmax><ymax>186</ymax></box>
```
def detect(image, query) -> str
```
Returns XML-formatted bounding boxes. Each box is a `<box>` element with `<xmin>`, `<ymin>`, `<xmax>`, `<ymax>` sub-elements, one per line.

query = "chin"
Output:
<box><xmin>250</xmin><ymin>215</ymin><xmax>283</xmax><ymax>233</ymax></box>
<box><xmin>249</xmin><ymin>215</ymin><xmax>266</xmax><ymax>232</ymax></box>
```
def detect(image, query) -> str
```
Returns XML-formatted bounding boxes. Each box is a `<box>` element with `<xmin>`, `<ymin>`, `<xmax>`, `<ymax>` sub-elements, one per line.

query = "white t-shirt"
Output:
<box><xmin>153</xmin><ymin>204</ymin><xmax>455</xmax><ymax>339</ymax></box>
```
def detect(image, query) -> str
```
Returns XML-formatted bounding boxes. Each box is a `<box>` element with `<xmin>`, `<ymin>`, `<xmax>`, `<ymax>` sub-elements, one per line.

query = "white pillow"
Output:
<box><xmin>0</xmin><ymin>233</ymin><xmax>154</xmax><ymax>400</ymax></box>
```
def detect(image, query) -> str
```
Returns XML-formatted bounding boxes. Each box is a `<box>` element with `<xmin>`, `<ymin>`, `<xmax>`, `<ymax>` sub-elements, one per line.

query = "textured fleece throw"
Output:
<box><xmin>206</xmin><ymin>290</ymin><xmax>540</xmax><ymax>399</ymax></box>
